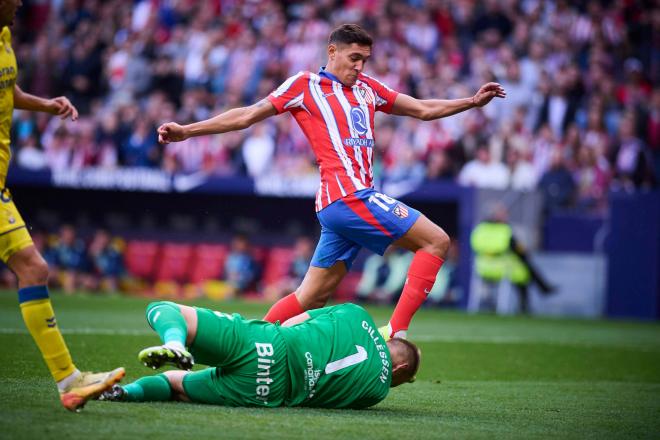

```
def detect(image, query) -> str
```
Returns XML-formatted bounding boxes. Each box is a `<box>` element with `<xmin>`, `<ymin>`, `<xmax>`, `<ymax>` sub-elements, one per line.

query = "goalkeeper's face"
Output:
<box><xmin>327</xmin><ymin>42</ymin><xmax>371</xmax><ymax>87</ymax></box>
<box><xmin>0</xmin><ymin>0</ymin><xmax>20</xmax><ymax>27</ymax></box>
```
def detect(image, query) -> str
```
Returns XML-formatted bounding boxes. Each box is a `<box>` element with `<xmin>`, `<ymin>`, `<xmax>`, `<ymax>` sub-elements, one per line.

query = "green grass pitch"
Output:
<box><xmin>1</xmin><ymin>292</ymin><xmax>659</xmax><ymax>439</ymax></box>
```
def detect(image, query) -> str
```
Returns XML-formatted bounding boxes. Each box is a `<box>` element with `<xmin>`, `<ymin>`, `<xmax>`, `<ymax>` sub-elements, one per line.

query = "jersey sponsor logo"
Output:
<box><xmin>0</xmin><ymin>66</ymin><xmax>15</xmax><ymax>77</ymax></box>
<box><xmin>304</xmin><ymin>352</ymin><xmax>321</xmax><ymax>399</ymax></box>
<box><xmin>0</xmin><ymin>66</ymin><xmax>15</xmax><ymax>90</ymax></box>
<box><xmin>343</xmin><ymin>137</ymin><xmax>374</xmax><ymax>148</ymax></box>
<box><xmin>0</xmin><ymin>77</ymin><xmax>14</xmax><ymax>90</ymax></box>
<box><xmin>392</xmin><ymin>204</ymin><xmax>409</xmax><ymax>219</ymax></box>
<box><xmin>361</xmin><ymin>320</ymin><xmax>390</xmax><ymax>384</ymax></box>
<box><xmin>350</xmin><ymin>107</ymin><xmax>368</xmax><ymax>136</ymax></box>
<box><xmin>255</xmin><ymin>342</ymin><xmax>275</xmax><ymax>404</ymax></box>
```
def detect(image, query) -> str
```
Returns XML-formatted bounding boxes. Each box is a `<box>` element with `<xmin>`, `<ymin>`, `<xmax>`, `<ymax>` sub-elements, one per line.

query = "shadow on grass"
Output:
<box><xmin>100</xmin><ymin>399</ymin><xmax>430</xmax><ymax>420</ymax></box>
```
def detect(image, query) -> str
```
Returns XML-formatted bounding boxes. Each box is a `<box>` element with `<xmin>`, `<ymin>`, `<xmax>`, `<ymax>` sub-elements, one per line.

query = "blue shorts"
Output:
<box><xmin>311</xmin><ymin>189</ymin><xmax>421</xmax><ymax>270</ymax></box>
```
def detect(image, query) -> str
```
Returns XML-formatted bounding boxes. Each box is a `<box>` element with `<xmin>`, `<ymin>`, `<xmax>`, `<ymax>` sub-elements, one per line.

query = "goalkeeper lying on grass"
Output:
<box><xmin>100</xmin><ymin>301</ymin><xmax>420</xmax><ymax>409</ymax></box>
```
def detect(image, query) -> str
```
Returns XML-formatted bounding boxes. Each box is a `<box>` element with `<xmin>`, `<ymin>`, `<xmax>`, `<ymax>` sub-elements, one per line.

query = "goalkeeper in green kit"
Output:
<box><xmin>100</xmin><ymin>301</ymin><xmax>420</xmax><ymax>409</ymax></box>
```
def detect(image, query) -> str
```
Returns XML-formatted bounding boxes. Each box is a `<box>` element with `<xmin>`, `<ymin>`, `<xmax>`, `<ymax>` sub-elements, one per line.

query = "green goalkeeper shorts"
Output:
<box><xmin>182</xmin><ymin>307</ymin><xmax>289</xmax><ymax>407</ymax></box>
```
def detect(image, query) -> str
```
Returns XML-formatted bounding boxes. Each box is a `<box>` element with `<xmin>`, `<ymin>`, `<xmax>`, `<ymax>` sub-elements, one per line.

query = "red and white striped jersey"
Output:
<box><xmin>267</xmin><ymin>70</ymin><xmax>399</xmax><ymax>211</ymax></box>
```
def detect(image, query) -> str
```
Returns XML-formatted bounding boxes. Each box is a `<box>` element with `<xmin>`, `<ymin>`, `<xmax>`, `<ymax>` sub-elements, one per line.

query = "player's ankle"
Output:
<box><xmin>57</xmin><ymin>369</ymin><xmax>81</xmax><ymax>392</ymax></box>
<box><xmin>164</xmin><ymin>341</ymin><xmax>187</xmax><ymax>352</ymax></box>
<box><xmin>392</xmin><ymin>330</ymin><xmax>408</xmax><ymax>339</ymax></box>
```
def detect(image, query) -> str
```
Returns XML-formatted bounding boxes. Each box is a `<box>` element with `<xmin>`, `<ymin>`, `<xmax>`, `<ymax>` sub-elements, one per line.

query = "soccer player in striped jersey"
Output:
<box><xmin>158</xmin><ymin>24</ymin><xmax>506</xmax><ymax>339</ymax></box>
<box><xmin>0</xmin><ymin>0</ymin><xmax>124</xmax><ymax>411</ymax></box>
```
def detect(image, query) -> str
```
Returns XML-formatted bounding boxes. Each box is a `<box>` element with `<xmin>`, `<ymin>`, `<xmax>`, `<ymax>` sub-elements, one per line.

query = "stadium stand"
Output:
<box><xmin>8</xmin><ymin>0</ymin><xmax>657</xmax><ymax>216</ymax></box>
<box><xmin>188</xmin><ymin>243</ymin><xmax>228</xmax><ymax>284</ymax></box>
<box><xmin>155</xmin><ymin>242</ymin><xmax>194</xmax><ymax>284</ymax></box>
<box><xmin>124</xmin><ymin>240</ymin><xmax>160</xmax><ymax>282</ymax></box>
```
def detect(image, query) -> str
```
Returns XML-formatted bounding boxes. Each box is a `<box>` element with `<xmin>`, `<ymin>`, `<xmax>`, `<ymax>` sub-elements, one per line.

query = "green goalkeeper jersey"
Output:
<box><xmin>278</xmin><ymin>303</ymin><xmax>392</xmax><ymax>409</ymax></box>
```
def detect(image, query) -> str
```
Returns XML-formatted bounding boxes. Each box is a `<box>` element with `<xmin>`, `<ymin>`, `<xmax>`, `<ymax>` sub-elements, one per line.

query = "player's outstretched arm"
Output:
<box><xmin>391</xmin><ymin>82</ymin><xmax>506</xmax><ymax>121</ymax></box>
<box><xmin>158</xmin><ymin>98</ymin><xmax>277</xmax><ymax>144</ymax></box>
<box><xmin>13</xmin><ymin>85</ymin><xmax>79</xmax><ymax>120</ymax></box>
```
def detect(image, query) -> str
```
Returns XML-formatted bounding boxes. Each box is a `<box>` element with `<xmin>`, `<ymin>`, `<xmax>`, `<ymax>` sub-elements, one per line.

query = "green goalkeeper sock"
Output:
<box><xmin>146</xmin><ymin>301</ymin><xmax>187</xmax><ymax>349</ymax></box>
<box><xmin>123</xmin><ymin>375</ymin><xmax>171</xmax><ymax>402</ymax></box>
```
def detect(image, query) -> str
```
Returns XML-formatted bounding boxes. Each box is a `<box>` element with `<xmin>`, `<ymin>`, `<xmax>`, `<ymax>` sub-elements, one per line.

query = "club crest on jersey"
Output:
<box><xmin>350</xmin><ymin>107</ymin><xmax>368</xmax><ymax>136</ymax></box>
<box><xmin>392</xmin><ymin>204</ymin><xmax>409</xmax><ymax>219</ymax></box>
<box><xmin>358</xmin><ymin>87</ymin><xmax>374</xmax><ymax>105</ymax></box>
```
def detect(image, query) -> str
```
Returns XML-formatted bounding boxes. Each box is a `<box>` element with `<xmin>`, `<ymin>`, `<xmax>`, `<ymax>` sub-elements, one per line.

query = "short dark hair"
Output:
<box><xmin>389</xmin><ymin>337</ymin><xmax>421</xmax><ymax>386</ymax></box>
<box><xmin>328</xmin><ymin>24</ymin><xmax>373</xmax><ymax>47</ymax></box>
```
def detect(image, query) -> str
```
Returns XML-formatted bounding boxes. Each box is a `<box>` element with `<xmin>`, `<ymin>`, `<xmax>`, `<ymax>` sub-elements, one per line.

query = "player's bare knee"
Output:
<box><xmin>163</xmin><ymin>370</ymin><xmax>188</xmax><ymax>399</ymax></box>
<box><xmin>16</xmin><ymin>252</ymin><xmax>49</xmax><ymax>286</ymax></box>
<box><xmin>425</xmin><ymin>228</ymin><xmax>450</xmax><ymax>258</ymax></box>
<box><xmin>30</xmin><ymin>257</ymin><xmax>49</xmax><ymax>284</ymax></box>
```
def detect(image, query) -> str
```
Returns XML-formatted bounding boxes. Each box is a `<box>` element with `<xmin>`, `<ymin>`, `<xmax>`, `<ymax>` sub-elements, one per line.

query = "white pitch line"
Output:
<box><xmin>0</xmin><ymin>327</ymin><xmax>529</xmax><ymax>342</ymax></box>
<box><xmin>0</xmin><ymin>327</ymin><xmax>152</xmax><ymax>336</ymax></box>
<box><xmin>413</xmin><ymin>334</ymin><xmax>660</xmax><ymax>350</ymax></box>
<box><xmin>413</xmin><ymin>334</ymin><xmax>529</xmax><ymax>343</ymax></box>
<box><xmin>1</xmin><ymin>328</ymin><xmax>656</xmax><ymax>350</ymax></box>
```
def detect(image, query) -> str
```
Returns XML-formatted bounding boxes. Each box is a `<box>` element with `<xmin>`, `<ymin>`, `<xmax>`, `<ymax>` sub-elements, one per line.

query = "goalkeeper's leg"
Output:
<box><xmin>101</xmin><ymin>371</ymin><xmax>190</xmax><ymax>402</ymax></box>
<box><xmin>139</xmin><ymin>301</ymin><xmax>197</xmax><ymax>370</ymax></box>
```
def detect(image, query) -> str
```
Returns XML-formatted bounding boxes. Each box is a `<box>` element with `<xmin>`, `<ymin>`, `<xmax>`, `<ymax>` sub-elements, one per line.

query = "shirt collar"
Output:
<box><xmin>318</xmin><ymin>66</ymin><xmax>343</xmax><ymax>84</ymax></box>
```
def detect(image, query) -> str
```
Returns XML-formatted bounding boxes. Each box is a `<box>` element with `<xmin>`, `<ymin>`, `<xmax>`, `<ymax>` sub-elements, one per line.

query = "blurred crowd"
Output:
<box><xmin>0</xmin><ymin>225</ymin><xmax>295</xmax><ymax>296</ymax></box>
<box><xmin>0</xmin><ymin>225</ymin><xmax>458</xmax><ymax>303</ymax></box>
<box><xmin>10</xmin><ymin>0</ymin><xmax>659</xmax><ymax>212</ymax></box>
<box><xmin>0</xmin><ymin>226</ymin><xmax>127</xmax><ymax>293</ymax></box>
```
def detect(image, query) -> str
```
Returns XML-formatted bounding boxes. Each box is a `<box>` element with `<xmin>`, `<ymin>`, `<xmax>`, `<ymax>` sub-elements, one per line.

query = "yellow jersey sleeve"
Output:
<box><xmin>0</xmin><ymin>26</ymin><xmax>17</xmax><ymax>183</ymax></box>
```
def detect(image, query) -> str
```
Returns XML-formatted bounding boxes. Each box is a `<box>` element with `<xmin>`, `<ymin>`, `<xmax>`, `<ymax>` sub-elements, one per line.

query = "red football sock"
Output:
<box><xmin>389</xmin><ymin>251</ymin><xmax>444</xmax><ymax>337</ymax></box>
<box><xmin>263</xmin><ymin>292</ymin><xmax>304</xmax><ymax>323</ymax></box>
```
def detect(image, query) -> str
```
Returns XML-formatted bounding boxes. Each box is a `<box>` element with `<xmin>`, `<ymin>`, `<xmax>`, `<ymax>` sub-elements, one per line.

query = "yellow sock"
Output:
<box><xmin>19</xmin><ymin>286</ymin><xmax>76</xmax><ymax>382</ymax></box>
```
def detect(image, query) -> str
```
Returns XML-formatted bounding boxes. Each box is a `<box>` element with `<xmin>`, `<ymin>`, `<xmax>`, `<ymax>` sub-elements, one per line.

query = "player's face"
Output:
<box><xmin>0</xmin><ymin>0</ymin><xmax>21</xmax><ymax>27</ymax></box>
<box><xmin>328</xmin><ymin>43</ymin><xmax>371</xmax><ymax>87</ymax></box>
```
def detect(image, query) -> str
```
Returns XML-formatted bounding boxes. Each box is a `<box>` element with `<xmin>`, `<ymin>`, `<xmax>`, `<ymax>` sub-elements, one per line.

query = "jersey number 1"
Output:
<box><xmin>325</xmin><ymin>345</ymin><xmax>368</xmax><ymax>374</ymax></box>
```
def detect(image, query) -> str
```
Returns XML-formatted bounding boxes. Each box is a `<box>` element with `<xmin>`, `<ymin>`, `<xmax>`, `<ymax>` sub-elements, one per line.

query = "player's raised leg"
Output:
<box><xmin>139</xmin><ymin>301</ymin><xmax>197</xmax><ymax>370</ymax></box>
<box><xmin>384</xmin><ymin>215</ymin><xmax>450</xmax><ymax>339</ymax></box>
<box><xmin>263</xmin><ymin>224</ymin><xmax>361</xmax><ymax>323</ymax></box>
<box><xmin>8</xmin><ymin>243</ymin><xmax>125</xmax><ymax>411</ymax></box>
<box><xmin>263</xmin><ymin>262</ymin><xmax>347</xmax><ymax>323</ymax></box>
